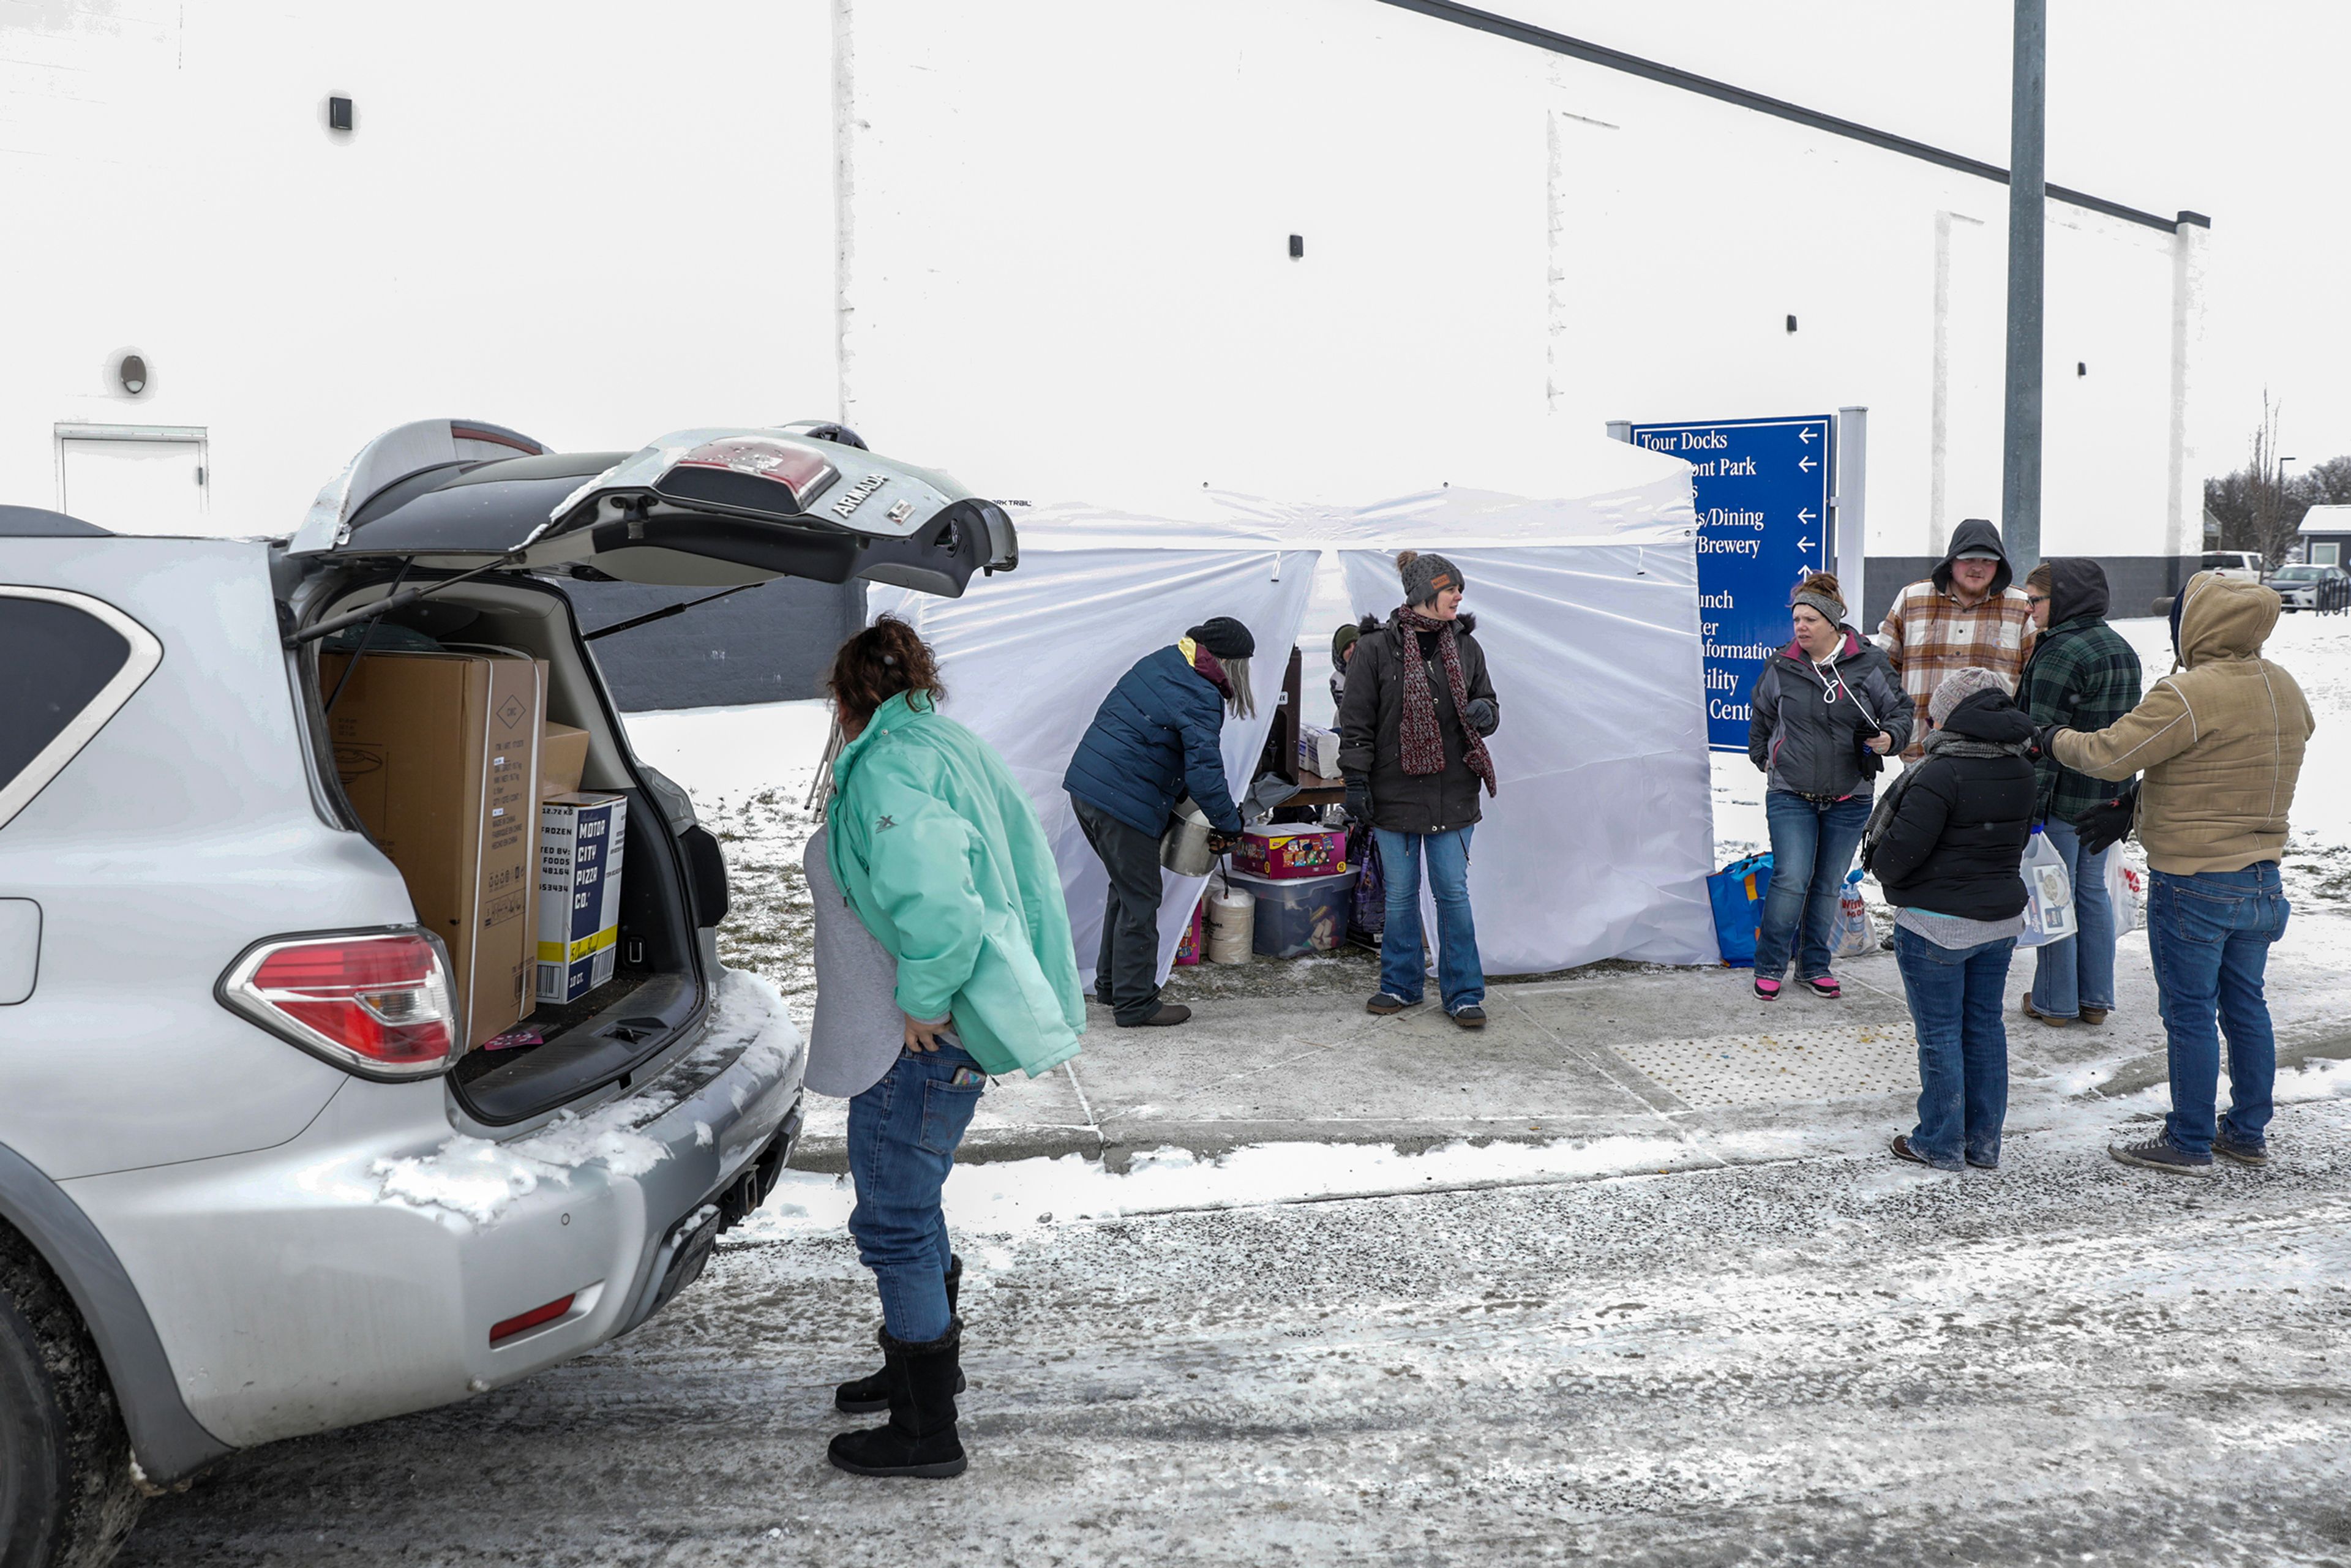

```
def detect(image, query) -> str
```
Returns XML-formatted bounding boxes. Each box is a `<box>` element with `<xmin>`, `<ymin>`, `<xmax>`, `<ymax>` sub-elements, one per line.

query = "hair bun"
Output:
<box><xmin>1395</xmin><ymin>550</ymin><xmax>1419</xmax><ymax>569</ymax></box>
<box><xmin>1802</xmin><ymin>571</ymin><xmax>1842</xmax><ymax>599</ymax></box>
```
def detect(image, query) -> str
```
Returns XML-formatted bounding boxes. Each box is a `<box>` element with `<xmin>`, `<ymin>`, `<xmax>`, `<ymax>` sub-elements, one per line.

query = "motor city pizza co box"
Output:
<box><xmin>321</xmin><ymin>650</ymin><xmax>547</xmax><ymax>1049</ymax></box>
<box><xmin>538</xmin><ymin>792</ymin><xmax>629</xmax><ymax>1005</ymax></box>
<box><xmin>1232</xmin><ymin>824</ymin><xmax>1348</xmax><ymax>880</ymax></box>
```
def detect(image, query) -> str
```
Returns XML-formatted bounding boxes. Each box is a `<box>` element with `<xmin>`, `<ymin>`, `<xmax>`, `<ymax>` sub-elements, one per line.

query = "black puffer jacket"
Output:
<box><xmin>1747</xmin><ymin>627</ymin><xmax>1911</xmax><ymax>798</ymax></box>
<box><xmin>1870</xmin><ymin>689</ymin><xmax>2037</xmax><ymax>920</ymax></box>
<box><xmin>1337</xmin><ymin>611</ymin><xmax>1499</xmax><ymax>836</ymax></box>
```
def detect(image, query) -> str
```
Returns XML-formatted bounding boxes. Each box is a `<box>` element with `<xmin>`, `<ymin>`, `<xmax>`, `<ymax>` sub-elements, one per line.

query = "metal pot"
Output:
<box><xmin>1159</xmin><ymin>796</ymin><xmax>1218</xmax><ymax>876</ymax></box>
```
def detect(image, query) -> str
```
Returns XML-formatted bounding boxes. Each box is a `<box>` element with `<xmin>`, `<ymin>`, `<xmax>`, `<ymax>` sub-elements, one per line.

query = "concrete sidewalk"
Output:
<box><xmin>789</xmin><ymin>908</ymin><xmax>2351</xmax><ymax>1172</ymax></box>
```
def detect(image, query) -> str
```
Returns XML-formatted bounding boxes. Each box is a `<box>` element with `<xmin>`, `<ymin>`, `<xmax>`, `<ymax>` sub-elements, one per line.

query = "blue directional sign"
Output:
<box><xmin>1627</xmin><ymin>415</ymin><xmax>1835</xmax><ymax>751</ymax></box>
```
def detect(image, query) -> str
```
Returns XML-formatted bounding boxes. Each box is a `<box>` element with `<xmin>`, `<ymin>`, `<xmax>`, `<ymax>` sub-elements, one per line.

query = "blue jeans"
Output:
<box><xmin>1753</xmin><ymin>791</ymin><xmax>1872</xmax><ymax>980</ymax></box>
<box><xmin>1374</xmin><ymin>825</ymin><xmax>1483</xmax><ymax>1012</ymax></box>
<box><xmin>2147</xmin><ymin>864</ymin><xmax>2288</xmax><ymax>1156</ymax></box>
<box><xmin>1893</xmin><ymin>927</ymin><xmax>2015</xmax><ymax>1169</ymax></box>
<box><xmin>846</xmin><ymin>1041</ymin><xmax>986</xmax><ymax>1341</ymax></box>
<box><xmin>2028</xmin><ymin>818</ymin><xmax>2116</xmax><ymax>1019</ymax></box>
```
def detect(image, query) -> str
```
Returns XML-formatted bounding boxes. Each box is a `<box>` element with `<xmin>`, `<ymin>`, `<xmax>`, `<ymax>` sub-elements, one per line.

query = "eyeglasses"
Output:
<box><xmin>2027</xmin><ymin>595</ymin><xmax>2050</xmax><ymax>606</ymax></box>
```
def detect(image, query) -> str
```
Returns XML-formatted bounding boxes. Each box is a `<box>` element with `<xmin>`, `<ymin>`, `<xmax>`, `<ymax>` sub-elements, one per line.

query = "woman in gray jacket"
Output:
<box><xmin>1745</xmin><ymin>572</ymin><xmax>1910</xmax><ymax>1000</ymax></box>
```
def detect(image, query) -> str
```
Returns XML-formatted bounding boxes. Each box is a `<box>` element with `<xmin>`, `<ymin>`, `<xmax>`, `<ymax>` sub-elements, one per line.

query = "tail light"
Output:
<box><xmin>217</xmin><ymin>929</ymin><xmax>459</xmax><ymax>1080</ymax></box>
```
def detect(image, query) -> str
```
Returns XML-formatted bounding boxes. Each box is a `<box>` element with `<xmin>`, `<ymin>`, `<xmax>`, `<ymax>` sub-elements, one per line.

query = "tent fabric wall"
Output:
<box><xmin>865</xmin><ymin>444</ymin><xmax>1712</xmax><ymax>990</ymax></box>
<box><xmin>1339</xmin><ymin>544</ymin><xmax>1717</xmax><ymax>975</ymax></box>
<box><xmin>871</xmin><ymin>547</ymin><xmax>1320</xmax><ymax>990</ymax></box>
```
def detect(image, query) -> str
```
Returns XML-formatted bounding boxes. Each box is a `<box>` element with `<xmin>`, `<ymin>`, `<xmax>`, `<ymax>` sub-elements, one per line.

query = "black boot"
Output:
<box><xmin>827</xmin><ymin>1322</ymin><xmax>967</xmax><ymax>1479</ymax></box>
<box><xmin>836</xmin><ymin>1256</ymin><xmax>962</xmax><ymax>1413</ymax></box>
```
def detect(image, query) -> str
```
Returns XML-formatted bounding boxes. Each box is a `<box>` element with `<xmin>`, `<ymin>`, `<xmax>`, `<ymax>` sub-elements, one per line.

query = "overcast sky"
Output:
<box><xmin>1509</xmin><ymin>0</ymin><xmax>2347</xmax><ymax>479</ymax></box>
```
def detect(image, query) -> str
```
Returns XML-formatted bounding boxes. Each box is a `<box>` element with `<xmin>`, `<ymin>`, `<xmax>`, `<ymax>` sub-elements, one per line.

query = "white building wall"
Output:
<box><xmin>838</xmin><ymin>0</ymin><xmax>2199</xmax><ymax>611</ymax></box>
<box><xmin>3</xmin><ymin>0</ymin><xmax>2199</xmax><ymax>620</ymax></box>
<box><xmin>1</xmin><ymin>1</ymin><xmax>839</xmax><ymax>539</ymax></box>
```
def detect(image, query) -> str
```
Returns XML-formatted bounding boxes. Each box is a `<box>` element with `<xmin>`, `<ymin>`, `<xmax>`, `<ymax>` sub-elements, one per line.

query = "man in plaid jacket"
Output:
<box><xmin>1877</xmin><ymin>517</ymin><xmax>2036</xmax><ymax>760</ymax></box>
<box><xmin>2015</xmin><ymin>558</ymin><xmax>2142</xmax><ymax>1029</ymax></box>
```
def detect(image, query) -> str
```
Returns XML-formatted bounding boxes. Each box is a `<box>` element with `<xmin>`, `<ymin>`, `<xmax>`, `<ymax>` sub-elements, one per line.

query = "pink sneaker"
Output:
<box><xmin>1804</xmin><ymin>975</ymin><xmax>1842</xmax><ymax>999</ymax></box>
<box><xmin>1753</xmin><ymin>977</ymin><xmax>1782</xmax><ymax>1001</ymax></box>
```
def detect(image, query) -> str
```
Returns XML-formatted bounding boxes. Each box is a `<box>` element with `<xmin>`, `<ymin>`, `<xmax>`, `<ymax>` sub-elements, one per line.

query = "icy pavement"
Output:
<box><xmin>124</xmin><ymin>1086</ymin><xmax>2351</xmax><ymax>1566</ymax></box>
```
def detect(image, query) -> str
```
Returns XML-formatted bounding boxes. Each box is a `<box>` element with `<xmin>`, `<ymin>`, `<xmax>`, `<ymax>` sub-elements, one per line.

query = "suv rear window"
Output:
<box><xmin>1</xmin><ymin>590</ymin><xmax>160</xmax><ymax>828</ymax></box>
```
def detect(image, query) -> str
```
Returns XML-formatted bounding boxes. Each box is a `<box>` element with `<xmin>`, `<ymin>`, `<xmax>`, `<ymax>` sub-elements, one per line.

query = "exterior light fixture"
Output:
<box><xmin>1785</xmin><ymin>315</ymin><xmax>1798</xmax><ymax>334</ymax></box>
<box><xmin>1289</xmin><ymin>234</ymin><xmax>1304</xmax><ymax>259</ymax></box>
<box><xmin>118</xmin><ymin>354</ymin><xmax>148</xmax><ymax>395</ymax></box>
<box><xmin>329</xmin><ymin>97</ymin><xmax>354</xmax><ymax>132</ymax></box>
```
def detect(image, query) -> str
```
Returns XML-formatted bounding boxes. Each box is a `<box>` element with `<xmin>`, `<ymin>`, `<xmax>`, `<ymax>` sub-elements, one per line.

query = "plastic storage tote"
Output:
<box><xmin>1227</xmin><ymin>867</ymin><xmax>1359</xmax><ymax>958</ymax></box>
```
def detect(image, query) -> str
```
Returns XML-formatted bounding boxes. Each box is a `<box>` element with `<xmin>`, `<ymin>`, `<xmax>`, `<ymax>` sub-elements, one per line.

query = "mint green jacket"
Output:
<box><xmin>825</xmin><ymin>691</ymin><xmax>1086</xmax><ymax>1078</ymax></box>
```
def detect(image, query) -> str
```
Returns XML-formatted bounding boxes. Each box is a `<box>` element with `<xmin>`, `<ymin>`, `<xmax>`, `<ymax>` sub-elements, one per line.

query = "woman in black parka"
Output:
<box><xmin>1745</xmin><ymin>572</ymin><xmax>1908</xmax><ymax>1001</ymax></box>
<box><xmin>1864</xmin><ymin>666</ymin><xmax>2037</xmax><ymax>1172</ymax></box>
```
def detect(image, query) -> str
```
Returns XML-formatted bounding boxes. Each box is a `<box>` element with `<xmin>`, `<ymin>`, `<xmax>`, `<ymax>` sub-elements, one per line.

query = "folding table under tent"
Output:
<box><xmin>868</xmin><ymin>440</ymin><xmax>1717</xmax><ymax>989</ymax></box>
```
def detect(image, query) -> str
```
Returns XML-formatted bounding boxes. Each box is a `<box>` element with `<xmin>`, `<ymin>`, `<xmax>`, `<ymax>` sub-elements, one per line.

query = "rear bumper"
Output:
<box><xmin>62</xmin><ymin>970</ymin><xmax>804</xmax><ymax>1458</ymax></box>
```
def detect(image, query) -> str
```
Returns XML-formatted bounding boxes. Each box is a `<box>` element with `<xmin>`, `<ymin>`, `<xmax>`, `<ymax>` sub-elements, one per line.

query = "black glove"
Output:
<box><xmin>1853</xmin><ymin>727</ymin><xmax>1885</xmax><ymax>778</ymax></box>
<box><xmin>1463</xmin><ymin>697</ymin><xmax>1499</xmax><ymax>737</ymax></box>
<box><xmin>2033</xmin><ymin>723</ymin><xmax>2064</xmax><ymax>760</ymax></box>
<box><xmin>1205</xmin><ymin>829</ymin><xmax>1240</xmax><ymax>855</ymax></box>
<box><xmin>2078</xmin><ymin>784</ymin><xmax>2139</xmax><ymax>856</ymax></box>
<box><xmin>1343</xmin><ymin>773</ymin><xmax>1373</xmax><ymax>825</ymax></box>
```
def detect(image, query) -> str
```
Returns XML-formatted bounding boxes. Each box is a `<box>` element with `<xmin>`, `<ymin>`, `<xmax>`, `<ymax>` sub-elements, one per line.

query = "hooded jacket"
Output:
<box><xmin>2015</xmin><ymin>558</ymin><xmax>2142</xmax><ymax>825</ymax></box>
<box><xmin>2050</xmin><ymin>572</ymin><xmax>2314</xmax><ymax>875</ymax></box>
<box><xmin>1869</xmin><ymin>689</ymin><xmax>2039</xmax><ymax>920</ymax></box>
<box><xmin>1876</xmin><ymin>517</ymin><xmax>2038</xmax><ymax>761</ymax></box>
<box><xmin>828</xmin><ymin>691</ymin><xmax>1087</xmax><ymax>1078</ymax></box>
<box><xmin>1063</xmin><ymin>640</ymin><xmax>1247</xmax><ymax>838</ymax></box>
<box><xmin>1746</xmin><ymin>626</ymin><xmax>1911</xmax><ymax>799</ymax></box>
<box><xmin>1337</xmin><ymin>610</ymin><xmax>1499</xmax><ymax>836</ymax></box>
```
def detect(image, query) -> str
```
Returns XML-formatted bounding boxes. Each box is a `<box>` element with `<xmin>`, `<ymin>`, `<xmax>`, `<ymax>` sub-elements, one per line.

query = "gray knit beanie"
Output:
<box><xmin>1397</xmin><ymin>550</ymin><xmax>1464</xmax><ymax>606</ymax></box>
<box><xmin>1929</xmin><ymin>665</ymin><xmax>2006</xmax><ymax>729</ymax></box>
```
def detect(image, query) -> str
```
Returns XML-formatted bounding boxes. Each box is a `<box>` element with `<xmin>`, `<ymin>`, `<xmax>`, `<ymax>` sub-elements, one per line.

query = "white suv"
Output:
<box><xmin>0</xmin><ymin>419</ymin><xmax>1015</xmax><ymax>1566</ymax></box>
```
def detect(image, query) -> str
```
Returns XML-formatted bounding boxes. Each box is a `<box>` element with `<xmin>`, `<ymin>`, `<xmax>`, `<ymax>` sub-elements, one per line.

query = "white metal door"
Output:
<box><xmin>56</xmin><ymin>425</ymin><xmax>211</xmax><ymax>536</ymax></box>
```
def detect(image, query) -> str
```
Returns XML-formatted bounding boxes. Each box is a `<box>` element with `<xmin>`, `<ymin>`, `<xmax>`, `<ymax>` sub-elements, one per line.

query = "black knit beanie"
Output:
<box><xmin>1187</xmin><ymin>617</ymin><xmax>1255</xmax><ymax>659</ymax></box>
<box><xmin>1397</xmin><ymin>550</ymin><xmax>1464</xmax><ymax>606</ymax></box>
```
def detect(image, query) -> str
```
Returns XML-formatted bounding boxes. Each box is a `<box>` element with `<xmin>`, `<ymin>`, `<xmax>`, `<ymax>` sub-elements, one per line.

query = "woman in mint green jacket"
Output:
<box><xmin>817</xmin><ymin>617</ymin><xmax>1084</xmax><ymax>1480</ymax></box>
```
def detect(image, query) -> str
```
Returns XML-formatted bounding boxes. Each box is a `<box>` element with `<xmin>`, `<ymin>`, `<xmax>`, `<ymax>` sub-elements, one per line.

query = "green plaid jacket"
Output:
<box><xmin>2017</xmin><ymin>616</ymin><xmax>2143</xmax><ymax>825</ymax></box>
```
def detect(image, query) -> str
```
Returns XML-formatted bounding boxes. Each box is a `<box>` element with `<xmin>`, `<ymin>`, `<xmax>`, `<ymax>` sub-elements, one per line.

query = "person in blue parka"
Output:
<box><xmin>1063</xmin><ymin>617</ymin><xmax>1256</xmax><ymax>1028</ymax></box>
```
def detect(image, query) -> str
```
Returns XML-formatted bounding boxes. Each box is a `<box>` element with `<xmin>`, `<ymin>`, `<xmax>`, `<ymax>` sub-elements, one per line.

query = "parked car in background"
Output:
<box><xmin>2270</xmin><ymin>562</ymin><xmax>2351</xmax><ymax>613</ymax></box>
<box><xmin>2200</xmin><ymin>550</ymin><xmax>2264</xmax><ymax>582</ymax></box>
<box><xmin>0</xmin><ymin>418</ymin><xmax>1018</xmax><ymax>1567</ymax></box>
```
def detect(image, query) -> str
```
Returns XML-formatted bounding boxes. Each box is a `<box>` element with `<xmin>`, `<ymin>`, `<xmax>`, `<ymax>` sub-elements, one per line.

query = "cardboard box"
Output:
<box><xmin>322</xmin><ymin>649</ymin><xmax>547</xmax><ymax>1049</ymax></box>
<box><xmin>1297</xmin><ymin>723</ymin><xmax>1341</xmax><ymax>778</ymax></box>
<box><xmin>541</xmin><ymin>722</ymin><xmax>590</xmax><ymax>799</ymax></box>
<box><xmin>1233</xmin><ymin>824</ymin><xmax>1348</xmax><ymax>880</ymax></box>
<box><xmin>538</xmin><ymin>792</ymin><xmax>629</xmax><ymax>1005</ymax></box>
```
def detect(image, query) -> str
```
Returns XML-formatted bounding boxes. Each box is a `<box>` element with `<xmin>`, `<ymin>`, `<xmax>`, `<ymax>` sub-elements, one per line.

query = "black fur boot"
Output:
<box><xmin>836</xmin><ymin>1255</ymin><xmax>962</xmax><ymax>1414</ymax></box>
<box><xmin>827</xmin><ymin>1322</ymin><xmax>967</xmax><ymax>1479</ymax></box>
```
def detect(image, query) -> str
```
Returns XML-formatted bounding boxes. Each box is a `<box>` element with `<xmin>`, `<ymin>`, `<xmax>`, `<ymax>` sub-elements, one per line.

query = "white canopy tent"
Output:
<box><xmin>869</xmin><ymin>435</ymin><xmax>1717</xmax><ymax>986</ymax></box>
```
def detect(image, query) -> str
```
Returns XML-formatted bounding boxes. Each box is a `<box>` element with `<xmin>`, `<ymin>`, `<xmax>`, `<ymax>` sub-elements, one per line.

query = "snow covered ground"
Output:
<box><xmin>125</xmin><ymin>1088</ymin><xmax>2351</xmax><ymax>1566</ymax></box>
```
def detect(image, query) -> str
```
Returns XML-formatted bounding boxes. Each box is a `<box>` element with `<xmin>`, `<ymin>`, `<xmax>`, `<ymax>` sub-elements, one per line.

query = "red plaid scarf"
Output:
<box><xmin>1393</xmin><ymin>606</ymin><xmax>1497</xmax><ymax>797</ymax></box>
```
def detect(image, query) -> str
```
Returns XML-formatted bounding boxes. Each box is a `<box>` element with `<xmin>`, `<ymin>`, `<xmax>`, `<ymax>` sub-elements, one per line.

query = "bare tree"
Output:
<box><xmin>2239</xmin><ymin>392</ymin><xmax>2312</xmax><ymax>569</ymax></box>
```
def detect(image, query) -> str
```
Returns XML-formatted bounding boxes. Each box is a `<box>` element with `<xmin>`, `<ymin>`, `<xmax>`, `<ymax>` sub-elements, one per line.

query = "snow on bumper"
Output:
<box><xmin>64</xmin><ymin>970</ymin><xmax>804</xmax><ymax>1450</ymax></box>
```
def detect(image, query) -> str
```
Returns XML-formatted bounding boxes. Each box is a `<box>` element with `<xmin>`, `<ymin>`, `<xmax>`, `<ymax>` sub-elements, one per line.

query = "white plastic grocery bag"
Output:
<box><xmin>2107</xmin><ymin>849</ymin><xmax>2148</xmax><ymax>937</ymax></box>
<box><xmin>2016</xmin><ymin>827</ymin><xmax>2078</xmax><ymax>950</ymax></box>
<box><xmin>1831</xmin><ymin>869</ymin><xmax>1875</xmax><ymax>959</ymax></box>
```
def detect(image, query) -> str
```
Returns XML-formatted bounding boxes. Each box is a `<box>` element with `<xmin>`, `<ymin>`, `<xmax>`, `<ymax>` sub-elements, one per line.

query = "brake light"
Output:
<box><xmin>669</xmin><ymin>436</ymin><xmax>838</xmax><ymax>510</ymax></box>
<box><xmin>218</xmin><ymin>931</ymin><xmax>459</xmax><ymax>1080</ymax></box>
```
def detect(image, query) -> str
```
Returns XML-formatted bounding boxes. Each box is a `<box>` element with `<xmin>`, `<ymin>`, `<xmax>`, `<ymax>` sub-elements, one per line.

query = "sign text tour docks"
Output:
<box><xmin>1627</xmin><ymin>416</ymin><xmax>1835</xmax><ymax>751</ymax></box>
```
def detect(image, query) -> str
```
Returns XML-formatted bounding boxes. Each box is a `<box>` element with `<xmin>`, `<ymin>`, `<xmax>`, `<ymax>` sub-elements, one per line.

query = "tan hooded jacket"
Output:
<box><xmin>2050</xmin><ymin>572</ymin><xmax>2314</xmax><ymax>875</ymax></box>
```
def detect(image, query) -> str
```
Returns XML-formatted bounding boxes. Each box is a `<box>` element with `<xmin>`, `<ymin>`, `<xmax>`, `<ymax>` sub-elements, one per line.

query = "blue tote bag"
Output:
<box><xmin>1706</xmin><ymin>852</ymin><xmax>1775</xmax><ymax>967</ymax></box>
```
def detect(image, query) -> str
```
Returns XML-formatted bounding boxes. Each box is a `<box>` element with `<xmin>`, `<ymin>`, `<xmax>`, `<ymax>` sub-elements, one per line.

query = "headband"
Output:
<box><xmin>1792</xmin><ymin>590</ymin><xmax>1846</xmax><ymax>625</ymax></box>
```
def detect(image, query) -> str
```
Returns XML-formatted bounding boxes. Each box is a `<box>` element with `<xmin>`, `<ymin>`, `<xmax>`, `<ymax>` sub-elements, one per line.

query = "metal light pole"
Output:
<box><xmin>2000</xmin><ymin>0</ymin><xmax>2046</xmax><ymax>572</ymax></box>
